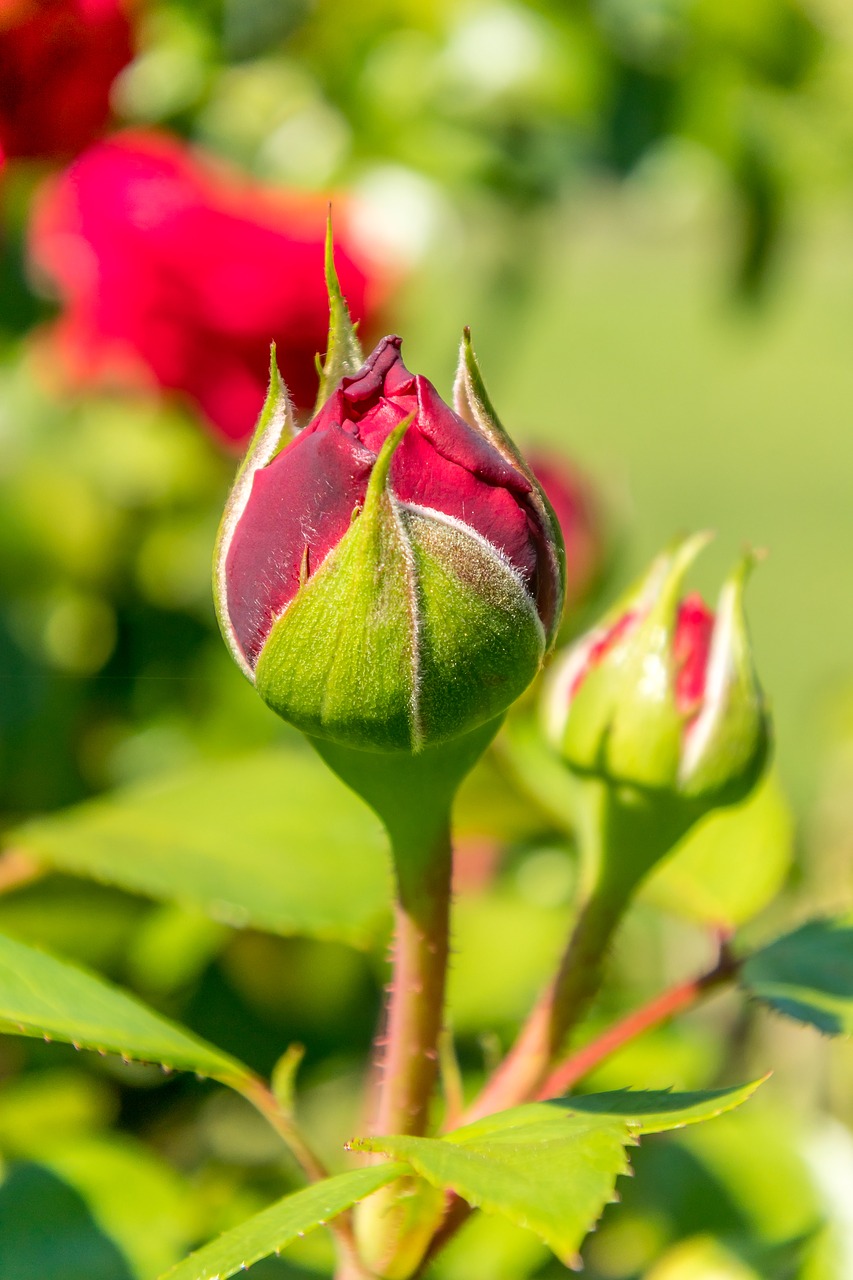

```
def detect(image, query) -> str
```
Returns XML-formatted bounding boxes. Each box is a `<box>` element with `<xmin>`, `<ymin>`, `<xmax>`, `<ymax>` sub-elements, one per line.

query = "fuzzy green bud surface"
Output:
<box><xmin>543</xmin><ymin>536</ymin><xmax>769</xmax><ymax>808</ymax></box>
<box><xmin>215</xmin><ymin>331</ymin><xmax>564</xmax><ymax>753</ymax></box>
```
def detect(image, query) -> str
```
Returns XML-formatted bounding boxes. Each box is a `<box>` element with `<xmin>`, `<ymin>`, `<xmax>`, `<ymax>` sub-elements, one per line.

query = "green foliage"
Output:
<box><xmin>18</xmin><ymin>1137</ymin><xmax>195</xmax><ymax>1280</ymax></box>
<box><xmin>355</xmin><ymin>1112</ymin><xmax>631</xmax><ymax>1266</ymax></box>
<box><xmin>10</xmin><ymin>749</ymin><xmax>390</xmax><ymax>947</ymax></box>
<box><xmin>353</xmin><ymin>1084</ymin><xmax>760</xmax><ymax>1265</ymax></box>
<box><xmin>562</xmin><ymin>1082</ymin><xmax>766</xmax><ymax>1133</ymax></box>
<box><xmin>0</xmin><ymin>930</ymin><xmax>250</xmax><ymax>1083</ymax></box>
<box><xmin>157</xmin><ymin>1164</ymin><xmax>408</xmax><ymax>1280</ymax></box>
<box><xmin>741</xmin><ymin>916</ymin><xmax>853</xmax><ymax>1035</ymax></box>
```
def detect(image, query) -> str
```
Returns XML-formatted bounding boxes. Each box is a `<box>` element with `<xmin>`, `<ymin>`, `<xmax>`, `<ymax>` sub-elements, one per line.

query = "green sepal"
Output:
<box><xmin>254</xmin><ymin>419</ymin><xmax>547</xmax><ymax>753</ymax></box>
<box><xmin>559</xmin><ymin>533</ymin><xmax>709</xmax><ymax>791</ymax></box>
<box><xmin>678</xmin><ymin>552</ymin><xmax>770</xmax><ymax>804</ymax></box>
<box><xmin>403</xmin><ymin>508</ymin><xmax>546</xmax><ymax>747</ymax></box>
<box><xmin>453</xmin><ymin>327</ymin><xmax>565</xmax><ymax>644</ymax></box>
<box><xmin>255</xmin><ymin>416</ymin><xmax>419</xmax><ymax>751</ymax></box>
<box><xmin>213</xmin><ymin>346</ymin><xmax>296</xmax><ymax>679</ymax></box>
<box><xmin>314</xmin><ymin>212</ymin><xmax>364</xmax><ymax>413</ymax></box>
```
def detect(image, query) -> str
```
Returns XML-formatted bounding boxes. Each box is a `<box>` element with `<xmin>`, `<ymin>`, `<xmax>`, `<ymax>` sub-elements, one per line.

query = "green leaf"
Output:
<box><xmin>36</xmin><ymin>1136</ymin><xmax>194</xmax><ymax>1280</ymax></box>
<box><xmin>353</xmin><ymin>1084</ymin><xmax>761</xmax><ymax>1265</ymax></box>
<box><xmin>158</xmin><ymin>1163</ymin><xmax>408</xmax><ymax>1280</ymax></box>
<box><xmin>314</xmin><ymin>215</ymin><xmax>363</xmax><ymax>412</ymax></box>
<box><xmin>560</xmin><ymin>1081</ymin><xmax>766</xmax><ymax>1132</ymax></box>
<box><xmin>0</xmin><ymin>929</ymin><xmax>251</xmax><ymax>1084</ymax></box>
<box><xmin>643</xmin><ymin>772</ymin><xmax>793</xmax><ymax>928</ymax></box>
<box><xmin>10</xmin><ymin>748</ymin><xmax>390</xmax><ymax>947</ymax></box>
<box><xmin>449</xmin><ymin>893</ymin><xmax>571</xmax><ymax>1033</ymax></box>
<box><xmin>353</xmin><ymin>1112</ymin><xmax>632</xmax><ymax>1266</ymax></box>
<box><xmin>741</xmin><ymin>915</ymin><xmax>853</xmax><ymax>1034</ymax></box>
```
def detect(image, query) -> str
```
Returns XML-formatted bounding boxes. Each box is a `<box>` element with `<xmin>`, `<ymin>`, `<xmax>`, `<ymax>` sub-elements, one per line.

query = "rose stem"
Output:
<box><xmin>240</xmin><ymin>1075</ymin><xmax>369</xmax><ymax>1274</ymax></box>
<box><xmin>417</xmin><ymin>947</ymin><xmax>742</xmax><ymax>1276</ymax></box>
<box><xmin>537</xmin><ymin>944</ymin><xmax>740</xmax><ymax>1098</ymax></box>
<box><xmin>375</xmin><ymin>822</ymin><xmax>453</xmax><ymax>1136</ymax></box>
<box><xmin>461</xmin><ymin>879</ymin><xmax>632</xmax><ymax>1121</ymax></box>
<box><xmin>463</xmin><ymin>780</ymin><xmax>693</xmax><ymax>1122</ymax></box>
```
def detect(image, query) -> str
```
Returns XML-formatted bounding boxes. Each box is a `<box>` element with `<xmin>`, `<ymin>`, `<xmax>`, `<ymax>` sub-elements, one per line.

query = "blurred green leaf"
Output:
<box><xmin>158</xmin><ymin>1163</ymin><xmax>409</xmax><ymax>1280</ymax></box>
<box><xmin>0</xmin><ymin>930</ymin><xmax>251</xmax><ymax>1084</ymax></box>
<box><xmin>355</xmin><ymin>1084</ymin><xmax>760</xmax><ymax>1263</ymax></box>
<box><xmin>0</xmin><ymin>1135</ymin><xmax>194</xmax><ymax>1280</ymax></box>
<box><xmin>0</xmin><ymin>1069</ymin><xmax>116</xmax><ymax>1155</ymax></box>
<box><xmin>10</xmin><ymin>749</ymin><xmax>391</xmax><ymax>948</ymax></box>
<box><xmin>37</xmin><ymin>1137</ymin><xmax>195</xmax><ymax>1280</ymax></box>
<box><xmin>741</xmin><ymin>915</ymin><xmax>853</xmax><ymax>1035</ymax></box>
<box><xmin>674</xmin><ymin>1107</ymin><xmax>822</xmax><ymax>1242</ymax></box>
<box><xmin>449</xmin><ymin>893</ymin><xmax>570</xmax><ymax>1033</ymax></box>
<box><xmin>643</xmin><ymin>772</ymin><xmax>794</xmax><ymax>928</ymax></box>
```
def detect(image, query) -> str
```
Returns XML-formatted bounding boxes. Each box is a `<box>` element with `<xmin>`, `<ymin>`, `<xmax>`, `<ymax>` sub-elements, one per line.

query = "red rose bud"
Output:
<box><xmin>543</xmin><ymin>535</ymin><xmax>769</xmax><ymax>807</ymax></box>
<box><xmin>28</xmin><ymin>131</ymin><xmax>379</xmax><ymax>444</ymax></box>
<box><xmin>0</xmin><ymin>0</ymin><xmax>133</xmax><ymax>162</ymax></box>
<box><xmin>215</xmin><ymin>327</ymin><xmax>564</xmax><ymax>753</ymax></box>
<box><xmin>527</xmin><ymin>448</ymin><xmax>607</xmax><ymax>624</ymax></box>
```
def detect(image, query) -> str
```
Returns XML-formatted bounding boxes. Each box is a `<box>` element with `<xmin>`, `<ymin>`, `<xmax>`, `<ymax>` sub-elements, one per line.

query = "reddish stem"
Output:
<box><xmin>416</xmin><ymin>949</ymin><xmax>741</xmax><ymax>1276</ymax></box>
<box><xmin>538</xmin><ymin>947</ymin><xmax>740</xmax><ymax>1099</ymax></box>
<box><xmin>374</xmin><ymin>824</ymin><xmax>452</xmax><ymax>1137</ymax></box>
<box><xmin>463</xmin><ymin>882</ymin><xmax>629</xmax><ymax>1123</ymax></box>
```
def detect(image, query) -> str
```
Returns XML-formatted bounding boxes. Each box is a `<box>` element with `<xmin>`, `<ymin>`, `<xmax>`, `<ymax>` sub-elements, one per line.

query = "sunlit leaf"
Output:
<box><xmin>10</xmin><ymin>749</ymin><xmax>390</xmax><ymax>947</ymax></box>
<box><xmin>353</xmin><ymin>1111</ymin><xmax>632</xmax><ymax>1266</ymax></box>
<box><xmin>0</xmin><ymin>930</ymin><xmax>251</xmax><ymax>1084</ymax></box>
<box><xmin>643</xmin><ymin>773</ymin><xmax>793</xmax><ymax>928</ymax></box>
<box><xmin>741</xmin><ymin>915</ymin><xmax>853</xmax><ymax>1035</ymax></box>
<box><xmin>159</xmin><ymin>1163</ymin><xmax>408</xmax><ymax>1280</ymax></box>
<box><xmin>354</xmin><ymin>1083</ymin><xmax>760</xmax><ymax>1264</ymax></box>
<box><xmin>562</xmin><ymin>1081</ymin><xmax>765</xmax><ymax>1132</ymax></box>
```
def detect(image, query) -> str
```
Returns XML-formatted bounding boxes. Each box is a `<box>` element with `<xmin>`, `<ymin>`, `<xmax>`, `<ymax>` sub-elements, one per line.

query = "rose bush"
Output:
<box><xmin>0</xmin><ymin>0</ymin><xmax>133</xmax><ymax>162</ymax></box>
<box><xmin>29</xmin><ymin>131</ymin><xmax>378</xmax><ymax>444</ymax></box>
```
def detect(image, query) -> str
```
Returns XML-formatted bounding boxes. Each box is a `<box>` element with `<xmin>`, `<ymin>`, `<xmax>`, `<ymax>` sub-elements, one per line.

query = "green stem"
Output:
<box><xmin>539</xmin><ymin>944</ymin><xmax>739</xmax><ymax>1098</ymax></box>
<box><xmin>312</xmin><ymin>718</ymin><xmax>502</xmax><ymax>1140</ymax></box>
<box><xmin>417</xmin><ymin>947</ymin><xmax>740</xmax><ymax>1278</ymax></box>
<box><xmin>464</xmin><ymin>779</ymin><xmax>692</xmax><ymax>1121</ymax></box>
<box><xmin>240</xmin><ymin>1075</ymin><xmax>331</xmax><ymax>1184</ymax></box>
<box><xmin>377</xmin><ymin>822</ymin><xmax>452</xmax><ymax>1136</ymax></box>
<box><xmin>311</xmin><ymin>720</ymin><xmax>502</xmax><ymax>1279</ymax></box>
<box><xmin>240</xmin><ymin>1075</ymin><xmax>370</xmax><ymax>1276</ymax></box>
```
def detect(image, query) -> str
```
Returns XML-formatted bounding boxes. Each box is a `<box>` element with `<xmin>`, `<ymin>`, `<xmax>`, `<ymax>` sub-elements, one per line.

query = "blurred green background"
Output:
<box><xmin>3</xmin><ymin>1</ymin><xmax>853</xmax><ymax>1278</ymax></box>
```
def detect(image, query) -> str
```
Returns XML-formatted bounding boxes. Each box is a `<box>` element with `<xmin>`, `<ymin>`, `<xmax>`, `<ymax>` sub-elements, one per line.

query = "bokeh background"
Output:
<box><xmin>2</xmin><ymin>1</ymin><xmax>853</xmax><ymax>1278</ymax></box>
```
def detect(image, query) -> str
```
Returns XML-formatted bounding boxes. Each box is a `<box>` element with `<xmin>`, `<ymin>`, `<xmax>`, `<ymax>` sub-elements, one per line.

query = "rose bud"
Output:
<box><xmin>542</xmin><ymin>534</ymin><xmax>769</xmax><ymax>808</ymax></box>
<box><xmin>215</xmin><ymin>326</ymin><xmax>564</xmax><ymax>753</ymax></box>
<box><xmin>0</xmin><ymin>0</ymin><xmax>133</xmax><ymax>162</ymax></box>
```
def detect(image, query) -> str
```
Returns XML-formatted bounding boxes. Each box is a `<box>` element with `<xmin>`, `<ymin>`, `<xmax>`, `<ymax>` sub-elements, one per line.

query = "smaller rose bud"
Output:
<box><xmin>542</xmin><ymin>535</ymin><xmax>769</xmax><ymax>809</ymax></box>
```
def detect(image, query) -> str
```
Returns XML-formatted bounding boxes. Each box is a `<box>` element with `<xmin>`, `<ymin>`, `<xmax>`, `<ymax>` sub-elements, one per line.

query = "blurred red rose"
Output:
<box><xmin>0</xmin><ymin>0</ymin><xmax>133</xmax><ymax>162</ymax></box>
<box><xmin>527</xmin><ymin>449</ymin><xmax>607</xmax><ymax>624</ymax></box>
<box><xmin>29</xmin><ymin>131</ymin><xmax>381</xmax><ymax>444</ymax></box>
